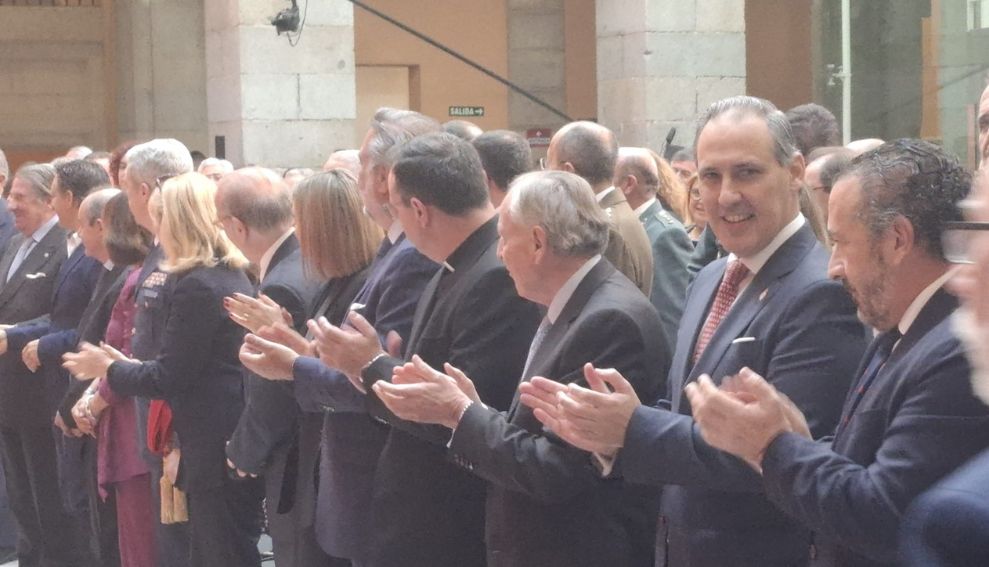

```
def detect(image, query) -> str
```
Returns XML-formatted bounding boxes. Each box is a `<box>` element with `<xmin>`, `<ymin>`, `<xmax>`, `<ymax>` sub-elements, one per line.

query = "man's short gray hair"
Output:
<box><xmin>506</xmin><ymin>171</ymin><xmax>610</xmax><ymax>258</ymax></box>
<box><xmin>366</xmin><ymin>108</ymin><xmax>441</xmax><ymax>168</ymax></box>
<box><xmin>82</xmin><ymin>188</ymin><xmax>121</xmax><ymax>225</ymax></box>
<box><xmin>15</xmin><ymin>163</ymin><xmax>56</xmax><ymax>200</ymax></box>
<box><xmin>125</xmin><ymin>138</ymin><xmax>193</xmax><ymax>187</ymax></box>
<box><xmin>695</xmin><ymin>96</ymin><xmax>800</xmax><ymax>166</ymax></box>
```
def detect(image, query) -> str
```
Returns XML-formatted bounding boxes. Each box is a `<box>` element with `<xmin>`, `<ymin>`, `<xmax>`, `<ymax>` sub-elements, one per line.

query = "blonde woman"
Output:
<box><xmin>64</xmin><ymin>172</ymin><xmax>261</xmax><ymax>566</ymax></box>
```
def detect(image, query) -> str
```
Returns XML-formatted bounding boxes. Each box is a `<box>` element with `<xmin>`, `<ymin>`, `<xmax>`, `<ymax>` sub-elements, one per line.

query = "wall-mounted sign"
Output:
<box><xmin>449</xmin><ymin>106</ymin><xmax>485</xmax><ymax>117</ymax></box>
<box><xmin>526</xmin><ymin>128</ymin><xmax>553</xmax><ymax>148</ymax></box>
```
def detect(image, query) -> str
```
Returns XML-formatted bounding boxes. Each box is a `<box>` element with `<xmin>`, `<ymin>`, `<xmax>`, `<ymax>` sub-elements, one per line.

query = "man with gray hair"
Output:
<box><xmin>371</xmin><ymin>169</ymin><xmax>669</xmax><ymax>566</ymax></box>
<box><xmin>614</xmin><ymin>146</ymin><xmax>692</xmax><ymax>353</ymax></box>
<box><xmin>119</xmin><ymin>138</ymin><xmax>193</xmax><ymax>567</ymax></box>
<box><xmin>545</xmin><ymin>121</ymin><xmax>654</xmax><ymax>297</ymax></box>
<box><xmin>218</xmin><ymin>168</ymin><xmax>325</xmax><ymax>566</ymax></box>
<box><xmin>197</xmin><ymin>157</ymin><xmax>234</xmax><ymax>182</ymax></box>
<box><xmin>520</xmin><ymin>96</ymin><xmax>867</xmax><ymax>566</ymax></box>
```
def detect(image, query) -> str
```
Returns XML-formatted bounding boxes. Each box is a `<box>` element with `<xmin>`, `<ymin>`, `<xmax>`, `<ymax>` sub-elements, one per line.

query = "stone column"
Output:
<box><xmin>596</xmin><ymin>0</ymin><xmax>746</xmax><ymax>151</ymax></box>
<box><xmin>507</xmin><ymin>0</ymin><xmax>567</xmax><ymax>133</ymax></box>
<box><xmin>204</xmin><ymin>0</ymin><xmax>356</xmax><ymax>169</ymax></box>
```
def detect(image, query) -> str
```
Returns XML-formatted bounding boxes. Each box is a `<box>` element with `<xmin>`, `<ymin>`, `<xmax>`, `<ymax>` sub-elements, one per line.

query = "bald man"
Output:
<box><xmin>546</xmin><ymin>122</ymin><xmax>654</xmax><ymax>296</ymax></box>
<box><xmin>217</xmin><ymin>168</ymin><xmax>328</xmax><ymax>566</ymax></box>
<box><xmin>614</xmin><ymin>147</ymin><xmax>691</xmax><ymax>352</ymax></box>
<box><xmin>846</xmin><ymin>138</ymin><xmax>885</xmax><ymax>156</ymax></box>
<box><xmin>322</xmin><ymin>149</ymin><xmax>361</xmax><ymax>178</ymax></box>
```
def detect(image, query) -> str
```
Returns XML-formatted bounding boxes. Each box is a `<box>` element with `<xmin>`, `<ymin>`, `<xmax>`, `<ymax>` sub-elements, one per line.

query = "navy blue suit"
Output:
<box><xmin>448</xmin><ymin>259</ymin><xmax>669</xmax><ymax>567</ymax></box>
<box><xmin>761</xmin><ymin>289</ymin><xmax>989</xmax><ymax>566</ymax></box>
<box><xmin>619</xmin><ymin>224</ymin><xmax>867</xmax><ymax>566</ymax></box>
<box><xmin>901</xmin><ymin>446</ymin><xmax>989</xmax><ymax>566</ymax></box>
<box><xmin>292</xmin><ymin>234</ymin><xmax>436</xmax><ymax>562</ymax></box>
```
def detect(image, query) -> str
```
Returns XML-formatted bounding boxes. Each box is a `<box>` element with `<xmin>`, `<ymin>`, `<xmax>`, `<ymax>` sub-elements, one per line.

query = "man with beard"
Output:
<box><xmin>682</xmin><ymin>139</ymin><xmax>989</xmax><ymax>566</ymax></box>
<box><xmin>899</xmin><ymin>166</ymin><xmax>989</xmax><ymax>566</ymax></box>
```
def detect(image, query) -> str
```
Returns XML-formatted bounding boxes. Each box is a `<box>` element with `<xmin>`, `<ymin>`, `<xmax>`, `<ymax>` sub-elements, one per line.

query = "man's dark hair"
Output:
<box><xmin>838</xmin><ymin>138</ymin><xmax>969</xmax><ymax>261</ymax></box>
<box><xmin>472</xmin><ymin>130</ymin><xmax>533</xmax><ymax>190</ymax></box>
<box><xmin>54</xmin><ymin>159</ymin><xmax>110</xmax><ymax>203</ymax></box>
<box><xmin>785</xmin><ymin>103</ymin><xmax>841</xmax><ymax>157</ymax></box>
<box><xmin>555</xmin><ymin>122</ymin><xmax>618</xmax><ymax>186</ymax></box>
<box><xmin>389</xmin><ymin>132</ymin><xmax>489</xmax><ymax>216</ymax></box>
<box><xmin>817</xmin><ymin>151</ymin><xmax>854</xmax><ymax>194</ymax></box>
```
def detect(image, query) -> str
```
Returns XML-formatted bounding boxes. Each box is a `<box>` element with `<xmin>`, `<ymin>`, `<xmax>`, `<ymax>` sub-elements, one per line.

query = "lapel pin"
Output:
<box><xmin>44</xmin><ymin>252</ymin><xmax>50</xmax><ymax>258</ymax></box>
<box><xmin>759</xmin><ymin>289</ymin><xmax>768</xmax><ymax>302</ymax></box>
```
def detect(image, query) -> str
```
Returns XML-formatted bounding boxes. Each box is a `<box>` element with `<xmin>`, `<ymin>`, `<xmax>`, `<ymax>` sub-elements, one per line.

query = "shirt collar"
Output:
<box><xmin>66</xmin><ymin>232</ymin><xmax>82</xmax><ymax>257</ymax></box>
<box><xmin>726</xmin><ymin>213</ymin><xmax>805</xmax><ymax>275</ymax></box>
<box><xmin>633</xmin><ymin>197</ymin><xmax>658</xmax><ymax>218</ymax></box>
<box><xmin>30</xmin><ymin>215</ymin><xmax>59</xmax><ymax>244</ymax></box>
<box><xmin>442</xmin><ymin>215</ymin><xmax>499</xmax><ymax>275</ymax></box>
<box><xmin>897</xmin><ymin>268</ymin><xmax>956</xmax><ymax>336</ymax></box>
<box><xmin>258</xmin><ymin>228</ymin><xmax>295</xmax><ymax>282</ymax></box>
<box><xmin>595</xmin><ymin>186</ymin><xmax>617</xmax><ymax>203</ymax></box>
<box><xmin>386</xmin><ymin>221</ymin><xmax>404</xmax><ymax>244</ymax></box>
<box><xmin>546</xmin><ymin>255</ymin><xmax>601</xmax><ymax>324</ymax></box>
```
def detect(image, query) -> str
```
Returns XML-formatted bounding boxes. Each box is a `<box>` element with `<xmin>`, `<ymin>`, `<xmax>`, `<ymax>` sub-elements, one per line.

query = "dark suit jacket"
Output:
<box><xmin>226</xmin><ymin>234</ymin><xmax>323</xmax><ymax>475</ymax></box>
<box><xmin>600</xmin><ymin>189</ymin><xmax>653</xmax><ymax>297</ymax></box>
<box><xmin>638</xmin><ymin>200</ymin><xmax>692</xmax><ymax>354</ymax></box>
<box><xmin>7</xmin><ymin>244</ymin><xmax>103</xmax><ymax>416</ymax></box>
<box><xmin>292</xmin><ymin>234</ymin><xmax>436</xmax><ymax>561</ymax></box>
<box><xmin>762</xmin><ymin>289</ymin><xmax>989</xmax><ymax>566</ymax></box>
<box><xmin>0</xmin><ymin>199</ymin><xmax>17</xmax><ymax>261</ymax></box>
<box><xmin>448</xmin><ymin>259</ymin><xmax>669</xmax><ymax>567</ymax></box>
<box><xmin>0</xmin><ymin>225</ymin><xmax>68</xmax><ymax>428</ymax></box>
<box><xmin>106</xmin><ymin>263</ymin><xmax>253</xmax><ymax>493</ymax></box>
<box><xmin>58</xmin><ymin>263</ymin><xmax>130</xmax><ymax>428</ymax></box>
<box><xmin>359</xmin><ymin>216</ymin><xmax>541</xmax><ymax>567</ymax></box>
<box><xmin>901</xmin><ymin>445</ymin><xmax>989</xmax><ymax>567</ymax></box>
<box><xmin>620</xmin><ymin>223</ymin><xmax>867</xmax><ymax>566</ymax></box>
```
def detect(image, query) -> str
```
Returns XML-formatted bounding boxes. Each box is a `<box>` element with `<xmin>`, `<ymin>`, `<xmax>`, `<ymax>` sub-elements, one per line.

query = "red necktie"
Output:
<box><xmin>693</xmin><ymin>260</ymin><xmax>750</xmax><ymax>363</ymax></box>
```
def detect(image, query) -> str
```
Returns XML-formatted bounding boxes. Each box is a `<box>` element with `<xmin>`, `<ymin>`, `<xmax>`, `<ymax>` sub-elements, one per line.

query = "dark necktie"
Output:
<box><xmin>693</xmin><ymin>260</ymin><xmax>750</xmax><ymax>363</ymax></box>
<box><xmin>836</xmin><ymin>328</ymin><xmax>902</xmax><ymax>435</ymax></box>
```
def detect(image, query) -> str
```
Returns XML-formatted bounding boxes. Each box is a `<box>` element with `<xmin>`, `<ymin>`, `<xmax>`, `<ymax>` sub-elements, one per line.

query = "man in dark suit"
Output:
<box><xmin>5</xmin><ymin>160</ymin><xmax>109</xmax><ymax>564</ymax></box>
<box><xmin>119</xmin><ymin>138</ymin><xmax>193</xmax><ymax>567</ymax></box>
<box><xmin>686</xmin><ymin>139</ymin><xmax>989</xmax><ymax>566</ymax></box>
<box><xmin>899</xmin><ymin>141</ymin><xmax>989</xmax><ymax>567</ymax></box>
<box><xmin>614</xmin><ymin>146</ymin><xmax>692</xmax><ymax>352</ymax></box>
<box><xmin>240</xmin><ymin>108</ymin><xmax>440</xmax><ymax>566</ymax></box>
<box><xmin>218</xmin><ymin>168</ymin><xmax>325</xmax><ymax>566</ymax></box>
<box><xmin>309</xmin><ymin>132</ymin><xmax>541</xmax><ymax>567</ymax></box>
<box><xmin>545</xmin><ymin>122</ymin><xmax>654</xmax><ymax>296</ymax></box>
<box><xmin>372</xmin><ymin>170</ymin><xmax>669</xmax><ymax>566</ymax></box>
<box><xmin>521</xmin><ymin>96</ymin><xmax>867</xmax><ymax>566</ymax></box>
<box><xmin>0</xmin><ymin>163</ymin><xmax>77</xmax><ymax>566</ymax></box>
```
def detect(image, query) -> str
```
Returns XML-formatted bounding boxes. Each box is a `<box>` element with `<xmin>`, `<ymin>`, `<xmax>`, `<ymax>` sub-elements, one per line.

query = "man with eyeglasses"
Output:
<box><xmin>682</xmin><ymin>139</ymin><xmax>989</xmax><ymax>566</ymax></box>
<box><xmin>899</xmin><ymin>166</ymin><xmax>989</xmax><ymax>565</ymax></box>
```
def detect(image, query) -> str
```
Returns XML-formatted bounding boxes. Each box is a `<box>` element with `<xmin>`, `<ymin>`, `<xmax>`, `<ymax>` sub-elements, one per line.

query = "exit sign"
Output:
<box><xmin>449</xmin><ymin>106</ymin><xmax>485</xmax><ymax>117</ymax></box>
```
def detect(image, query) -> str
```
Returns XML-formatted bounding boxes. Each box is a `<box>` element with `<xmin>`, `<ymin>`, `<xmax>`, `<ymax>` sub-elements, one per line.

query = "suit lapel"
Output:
<box><xmin>683</xmin><ymin>225</ymin><xmax>819</xmax><ymax>385</ymax></box>
<box><xmin>54</xmin><ymin>244</ymin><xmax>85</xmax><ymax>298</ymax></box>
<box><xmin>0</xmin><ymin>234</ymin><xmax>24</xmax><ymax>289</ymax></box>
<box><xmin>507</xmin><ymin>260</ymin><xmax>615</xmax><ymax>416</ymax></box>
<box><xmin>0</xmin><ymin>225</ymin><xmax>65</xmax><ymax>311</ymax></box>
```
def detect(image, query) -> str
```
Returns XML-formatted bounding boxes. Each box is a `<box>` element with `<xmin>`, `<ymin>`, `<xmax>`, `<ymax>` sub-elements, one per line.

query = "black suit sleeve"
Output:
<box><xmin>448</xmin><ymin>308</ymin><xmax>664</xmax><ymax>503</ymax></box>
<box><xmin>107</xmin><ymin>274</ymin><xmax>225</xmax><ymax>399</ymax></box>
<box><xmin>362</xmin><ymin>266</ymin><xmax>540</xmax><ymax>444</ymax></box>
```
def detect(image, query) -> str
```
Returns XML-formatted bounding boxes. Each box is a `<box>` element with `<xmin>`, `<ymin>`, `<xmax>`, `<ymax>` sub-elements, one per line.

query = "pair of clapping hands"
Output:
<box><xmin>225</xmin><ymin>293</ymin><xmax>399</xmax><ymax>393</ymax></box>
<box><xmin>58</xmin><ymin>342</ymin><xmax>136</xmax><ymax>438</ymax></box>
